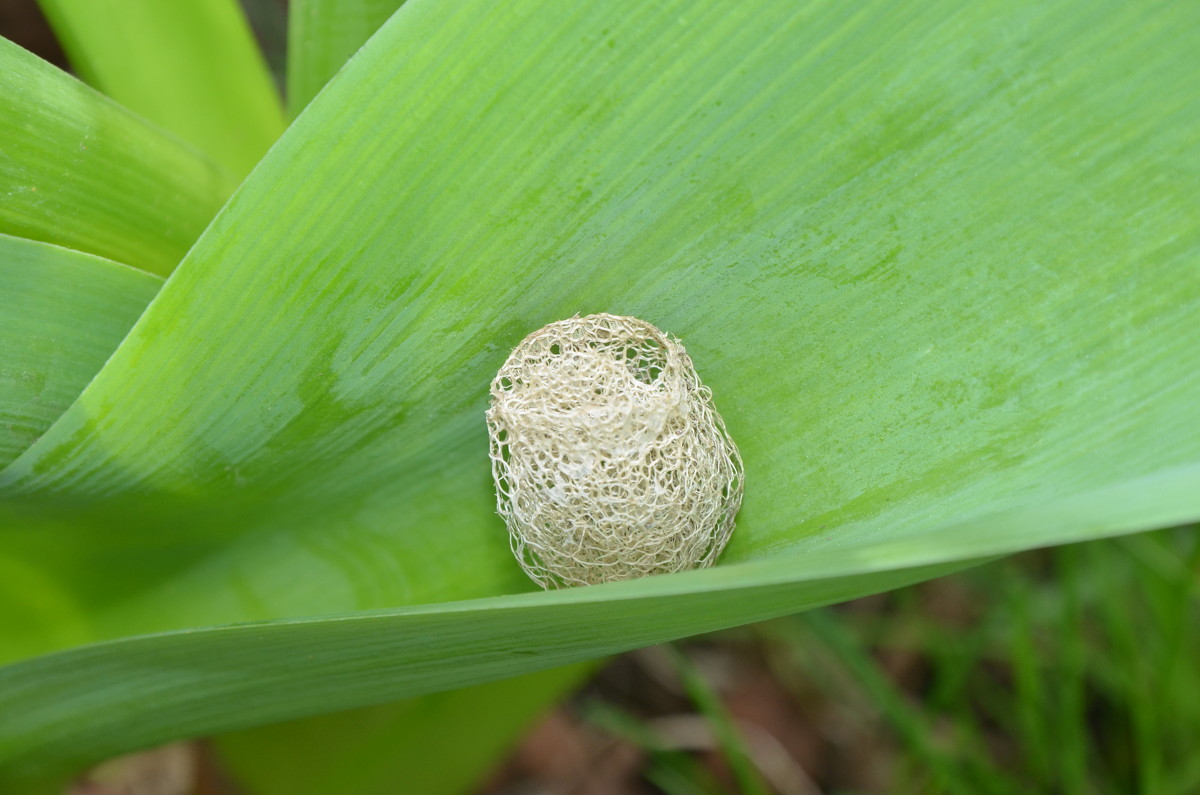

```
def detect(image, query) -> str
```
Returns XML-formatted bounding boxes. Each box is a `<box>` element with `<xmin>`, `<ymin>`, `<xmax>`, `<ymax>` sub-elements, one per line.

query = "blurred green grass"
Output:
<box><xmin>564</xmin><ymin>527</ymin><xmax>1199</xmax><ymax>795</ymax></box>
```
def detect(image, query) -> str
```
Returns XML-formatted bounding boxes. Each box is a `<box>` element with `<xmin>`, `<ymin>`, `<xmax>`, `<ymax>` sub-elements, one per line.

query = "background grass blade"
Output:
<box><xmin>0</xmin><ymin>0</ymin><xmax>1198</xmax><ymax>782</ymax></box>
<box><xmin>0</xmin><ymin>235</ymin><xmax>162</xmax><ymax>467</ymax></box>
<box><xmin>35</xmin><ymin>0</ymin><xmax>285</xmax><ymax>177</ymax></box>
<box><xmin>743</xmin><ymin>526</ymin><xmax>1199</xmax><ymax>794</ymax></box>
<box><xmin>0</xmin><ymin>37</ymin><xmax>235</xmax><ymax>275</ymax></box>
<box><xmin>286</xmin><ymin>0</ymin><xmax>403</xmax><ymax>116</ymax></box>
<box><xmin>667</xmin><ymin>645</ymin><xmax>772</xmax><ymax>795</ymax></box>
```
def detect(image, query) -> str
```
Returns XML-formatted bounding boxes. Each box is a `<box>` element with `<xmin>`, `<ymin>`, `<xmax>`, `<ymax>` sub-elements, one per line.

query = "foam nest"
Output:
<box><xmin>487</xmin><ymin>313</ymin><xmax>744</xmax><ymax>588</ymax></box>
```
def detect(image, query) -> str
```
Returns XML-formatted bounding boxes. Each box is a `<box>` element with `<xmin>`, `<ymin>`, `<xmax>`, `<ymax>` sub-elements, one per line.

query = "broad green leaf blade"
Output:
<box><xmin>214</xmin><ymin>663</ymin><xmax>589</xmax><ymax>795</ymax></box>
<box><xmin>0</xmin><ymin>235</ymin><xmax>162</xmax><ymax>468</ymax></box>
<box><xmin>0</xmin><ymin>38</ymin><xmax>234</xmax><ymax>275</ymax></box>
<box><xmin>3</xmin><ymin>0</ymin><xmax>1196</xmax><ymax>627</ymax></box>
<box><xmin>0</xmin><ymin>556</ymin><xmax>970</xmax><ymax>787</ymax></box>
<box><xmin>287</xmin><ymin>0</ymin><xmax>403</xmax><ymax>116</ymax></box>
<box><xmin>2</xmin><ymin>459</ymin><xmax>1198</xmax><ymax>785</ymax></box>
<box><xmin>1</xmin><ymin>0</ymin><xmax>1199</xmax><ymax>779</ymax></box>
<box><xmin>36</xmin><ymin>0</ymin><xmax>285</xmax><ymax>177</ymax></box>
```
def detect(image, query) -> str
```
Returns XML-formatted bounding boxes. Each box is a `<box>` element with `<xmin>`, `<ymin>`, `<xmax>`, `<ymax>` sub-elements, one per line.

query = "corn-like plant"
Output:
<box><xmin>1</xmin><ymin>0</ymin><xmax>1197</xmax><ymax>790</ymax></box>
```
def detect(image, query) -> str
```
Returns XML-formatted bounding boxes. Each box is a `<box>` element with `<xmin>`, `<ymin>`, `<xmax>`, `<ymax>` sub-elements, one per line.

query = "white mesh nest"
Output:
<box><xmin>487</xmin><ymin>314</ymin><xmax>744</xmax><ymax>588</ymax></box>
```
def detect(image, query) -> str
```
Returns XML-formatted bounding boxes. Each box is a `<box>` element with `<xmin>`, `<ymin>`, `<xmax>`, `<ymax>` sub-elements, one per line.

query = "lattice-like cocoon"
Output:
<box><xmin>487</xmin><ymin>314</ymin><xmax>744</xmax><ymax>588</ymax></box>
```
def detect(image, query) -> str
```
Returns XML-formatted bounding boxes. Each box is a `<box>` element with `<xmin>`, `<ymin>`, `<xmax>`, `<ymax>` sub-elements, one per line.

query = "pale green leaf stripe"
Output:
<box><xmin>3</xmin><ymin>460</ymin><xmax>1200</xmax><ymax>784</ymax></box>
<box><xmin>0</xmin><ymin>235</ymin><xmax>162</xmax><ymax>468</ymax></box>
<box><xmin>0</xmin><ymin>38</ymin><xmax>235</xmax><ymax>275</ymax></box>
<box><xmin>36</xmin><ymin>0</ymin><xmax>285</xmax><ymax>177</ymax></box>
<box><xmin>287</xmin><ymin>0</ymin><xmax>404</xmax><ymax>116</ymax></box>
<box><xmin>0</xmin><ymin>0</ymin><xmax>1198</xmax><ymax>778</ymax></box>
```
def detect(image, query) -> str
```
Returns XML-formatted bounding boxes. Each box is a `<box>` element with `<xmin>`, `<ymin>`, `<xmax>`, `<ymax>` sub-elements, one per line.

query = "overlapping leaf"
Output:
<box><xmin>37</xmin><ymin>0</ymin><xmax>285</xmax><ymax>176</ymax></box>
<box><xmin>286</xmin><ymin>0</ymin><xmax>403</xmax><ymax>115</ymax></box>
<box><xmin>0</xmin><ymin>37</ymin><xmax>234</xmax><ymax>274</ymax></box>
<box><xmin>0</xmin><ymin>235</ymin><xmax>161</xmax><ymax>467</ymax></box>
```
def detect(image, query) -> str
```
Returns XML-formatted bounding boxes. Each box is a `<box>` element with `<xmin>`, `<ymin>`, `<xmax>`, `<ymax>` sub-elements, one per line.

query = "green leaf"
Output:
<box><xmin>214</xmin><ymin>663</ymin><xmax>589</xmax><ymax>795</ymax></box>
<box><xmin>0</xmin><ymin>37</ymin><xmax>235</xmax><ymax>275</ymax></box>
<box><xmin>1</xmin><ymin>0</ymin><xmax>1198</xmax><ymax>783</ymax></box>
<box><xmin>4</xmin><ymin>468</ymin><xmax>1200</xmax><ymax>785</ymax></box>
<box><xmin>287</xmin><ymin>0</ymin><xmax>404</xmax><ymax>116</ymax></box>
<box><xmin>0</xmin><ymin>235</ymin><xmax>162</xmax><ymax>468</ymax></box>
<box><xmin>35</xmin><ymin>0</ymin><xmax>285</xmax><ymax>177</ymax></box>
<box><xmin>0</xmin><ymin>555</ymin><xmax>970</xmax><ymax>786</ymax></box>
